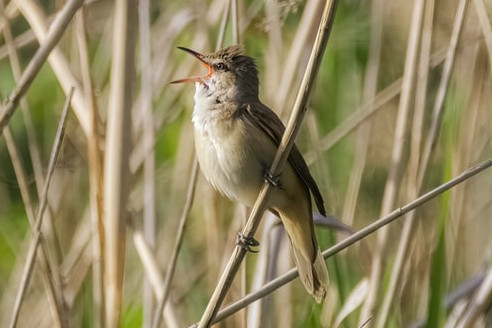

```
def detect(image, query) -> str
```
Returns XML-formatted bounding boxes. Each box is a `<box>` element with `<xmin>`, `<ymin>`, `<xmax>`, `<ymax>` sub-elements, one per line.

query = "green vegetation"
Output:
<box><xmin>0</xmin><ymin>0</ymin><xmax>491</xmax><ymax>327</ymax></box>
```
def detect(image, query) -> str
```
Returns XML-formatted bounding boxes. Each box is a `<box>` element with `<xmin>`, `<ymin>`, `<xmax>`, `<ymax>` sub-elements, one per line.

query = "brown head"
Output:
<box><xmin>171</xmin><ymin>45</ymin><xmax>259</xmax><ymax>102</ymax></box>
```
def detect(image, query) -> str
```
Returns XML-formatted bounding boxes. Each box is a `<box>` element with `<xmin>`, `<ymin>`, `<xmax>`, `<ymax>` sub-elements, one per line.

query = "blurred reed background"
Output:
<box><xmin>0</xmin><ymin>0</ymin><xmax>492</xmax><ymax>327</ymax></box>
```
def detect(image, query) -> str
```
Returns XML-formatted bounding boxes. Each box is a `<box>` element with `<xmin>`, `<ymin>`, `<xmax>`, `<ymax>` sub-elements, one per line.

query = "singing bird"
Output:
<box><xmin>171</xmin><ymin>45</ymin><xmax>328</xmax><ymax>302</ymax></box>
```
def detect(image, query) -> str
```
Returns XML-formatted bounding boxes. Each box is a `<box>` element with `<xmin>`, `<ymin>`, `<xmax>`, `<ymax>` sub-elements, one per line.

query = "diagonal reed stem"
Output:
<box><xmin>8</xmin><ymin>89</ymin><xmax>73</xmax><ymax>328</ymax></box>
<box><xmin>188</xmin><ymin>159</ymin><xmax>492</xmax><ymax>327</ymax></box>
<box><xmin>151</xmin><ymin>157</ymin><xmax>199</xmax><ymax>328</ymax></box>
<box><xmin>197</xmin><ymin>1</ymin><xmax>339</xmax><ymax>327</ymax></box>
<box><xmin>376</xmin><ymin>0</ymin><xmax>471</xmax><ymax>325</ymax></box>
<box><xmin>4</xmin><ymin>127</ymin><xmax>66</xmax><ymax>328</ymax></box>
<box><xmin>152</xmin><ymin>5</ymin><xmax>233</xmax><ymax>325</ymax></box>
<box><xmin>0</xmin><ymin>0</ymin><xmax>84</xmax><ymax>136</ymax></box>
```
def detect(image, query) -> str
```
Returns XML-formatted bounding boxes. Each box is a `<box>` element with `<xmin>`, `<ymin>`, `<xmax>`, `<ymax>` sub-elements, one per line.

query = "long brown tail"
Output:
<box><xmin>279</xmin><ymin>207</ymin><xmax>329</xmax><ymax>303</ymax></box>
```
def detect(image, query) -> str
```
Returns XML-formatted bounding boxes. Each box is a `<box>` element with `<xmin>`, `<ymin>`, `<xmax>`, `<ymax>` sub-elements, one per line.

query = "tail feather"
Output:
<box><xmin>279</xmin><ymin>205</ymin><xmax>329</xmax><ymax>303</ymax></box>
<box><xmin>312</xmin><ymin>248</ymin><xmax>329</xmax><ymax>302</ymax></box>
<box><xmin>291</xmin><ymin>241</ymin><xmax>328</xmax><ymax>303</ymax></box>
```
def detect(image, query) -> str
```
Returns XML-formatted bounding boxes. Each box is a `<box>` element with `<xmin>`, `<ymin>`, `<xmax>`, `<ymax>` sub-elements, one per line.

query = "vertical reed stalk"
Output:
<box><xmin>197</xmin><ymin>1</ymin><xmax>339</xmax><ymax>326</ymax></box>
<box><xmin>75</xmin><ymin>10</ymin><xmax>106</xmax><ymax>328</ymax></box>
<box><xmin>103</xmin><ymin>0</ymin><xmax>137</xmax><ymax>326</ymax></box>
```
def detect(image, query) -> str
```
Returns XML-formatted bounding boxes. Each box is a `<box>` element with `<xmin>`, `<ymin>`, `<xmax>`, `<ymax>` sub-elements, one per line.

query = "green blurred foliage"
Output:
<box><xmin>1</xmin><ymin>0</ymin><xmax>491</xmax><ymax>327</ymax></box>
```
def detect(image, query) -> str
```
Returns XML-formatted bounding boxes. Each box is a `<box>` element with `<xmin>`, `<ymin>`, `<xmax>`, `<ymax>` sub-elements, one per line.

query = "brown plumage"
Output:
<box><xmin>172</xmin><ymin>45</ymin><xmax>329</xmax><ymax>302</ymax></box>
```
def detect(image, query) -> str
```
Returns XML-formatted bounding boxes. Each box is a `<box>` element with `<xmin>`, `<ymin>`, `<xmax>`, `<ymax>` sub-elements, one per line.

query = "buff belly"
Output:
<box><xmin>193</xmin><ymin>120</ymin><xmax>266</xmax><ymax>206</ymax></box>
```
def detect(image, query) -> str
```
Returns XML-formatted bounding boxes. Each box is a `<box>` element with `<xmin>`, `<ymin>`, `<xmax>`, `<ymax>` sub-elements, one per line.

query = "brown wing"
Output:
<box><xmin>241</xmin><ymin>102</ymin><xmax>326</xmax><ymax>216</ymax></box>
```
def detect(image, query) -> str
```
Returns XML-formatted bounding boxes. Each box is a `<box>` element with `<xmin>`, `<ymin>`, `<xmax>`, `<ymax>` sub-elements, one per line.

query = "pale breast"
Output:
<box><xmin>192</xmin><ymin>105</ymin><xmax>265</xmax><ymax>205</ymax></box>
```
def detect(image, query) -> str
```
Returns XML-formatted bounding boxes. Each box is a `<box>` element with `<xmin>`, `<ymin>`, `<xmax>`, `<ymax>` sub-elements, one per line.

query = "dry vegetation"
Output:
<box><xmin>0</xmin><ymin>0</ymin><xmax>492</xmax><ymax>327</ymax></box>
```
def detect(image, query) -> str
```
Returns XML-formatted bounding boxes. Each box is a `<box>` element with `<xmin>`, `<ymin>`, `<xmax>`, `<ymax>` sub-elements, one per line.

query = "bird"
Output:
<box><xmin>171</xmin><ymin>45</ymin><xmax>329</xmax><ymax>302</ymax></box>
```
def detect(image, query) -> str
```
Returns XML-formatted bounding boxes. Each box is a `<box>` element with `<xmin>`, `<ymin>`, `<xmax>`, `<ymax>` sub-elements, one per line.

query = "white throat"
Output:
<box><xmin>191</xmin><ymin>81</ymin><xmax>231</xmax><ymax>135</ymax></box>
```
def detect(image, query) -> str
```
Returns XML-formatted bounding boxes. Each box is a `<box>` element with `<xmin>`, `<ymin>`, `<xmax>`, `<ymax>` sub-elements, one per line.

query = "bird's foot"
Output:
<box><xmin>264</xmin><ymin>169</ymin><xmax>281</xmax><ymax>188</ymax></box>
<box><xmin>235</xmin><ymin>233</ymin><xmax>260</xmax><ymax>253</ymax></box>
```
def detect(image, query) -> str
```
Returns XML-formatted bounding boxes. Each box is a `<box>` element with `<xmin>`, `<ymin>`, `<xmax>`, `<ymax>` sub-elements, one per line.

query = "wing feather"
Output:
<box><xmin>241</xmin><ymin>103</ymin><xmax>326</xmax><ymax>216</ymax></box>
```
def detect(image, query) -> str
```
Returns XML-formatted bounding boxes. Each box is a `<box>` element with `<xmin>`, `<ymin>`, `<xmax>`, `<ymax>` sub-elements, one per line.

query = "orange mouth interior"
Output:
<box><xmin>170</xmin><ymin>47</ymin><xmax>213</xmax><ymax>84</ymax></box>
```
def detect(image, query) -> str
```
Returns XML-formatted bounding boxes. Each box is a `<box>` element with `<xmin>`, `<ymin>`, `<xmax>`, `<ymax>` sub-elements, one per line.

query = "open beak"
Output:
<box><xmin>170</xmin><ymin>47</ymin><xmax>213</xmax><ymax>84</ymax></box>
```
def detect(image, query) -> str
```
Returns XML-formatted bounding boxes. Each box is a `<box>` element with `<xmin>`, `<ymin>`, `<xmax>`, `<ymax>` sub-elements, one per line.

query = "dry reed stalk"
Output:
<box><xmin>305</xmin><ymin>112</ymin><xmax>330</xmax><ymax>206</ymax></box>
<box><xmin>150</xmin><ymin>5</ymin><xmax>239</xmax><ymax>322</ymax></box>
<box><xmin>304</xmin><ymin>77</ymin><xmax>401</xmax><ymax>165</ymax></box>
<box><xmin>3</xmin><ymin>127</ymin><xmax>64</xmax><ymax>328</ymax></box>
<box><xmin>455</xmin><ymin>268</ymin><xmax>492</xmax><ymax>326</ymax></box>
<box><xmin>399</xmin><ymin>0</ymin><xmax>436</xmax><ymax>320</ymax></box>
<box><xmin>305</xmin><ymin>112</ymin><xmax>341</xmax><ymax>326</ymax></box>
<box><xmin>132</xmin><ymin>229</ymin><xmax>162</xmax><ymax>300</ymax></box>
<box><xmin>412</xmin><ymin>0</ymin><xmax>435</xmax><ymax>179</ymax></box>
<box><xmin>362</xmin><ymin>0</ymin><xmax>426</xmax><ymax>322</ymax></box>
<box><xmin>159</xmin><ymin>1</ymin><xmax>230</xmax><ymax>297</ymax></box>
<box><xmin>191</xmin><ymin>2</ymin><xmax>223</xmax><ymax>297</ymax></box>
<box><xmin>271</xmin><ymin>228</ymin><xmax>292</xmax><ymax>328</ymax></box>
<box><xmin>0</xmin><ymin>28</ymin><xmax>37</xmax><ymax>60</ymax></box>
<box><xmin>103</xmin><ymin>0</ymin><xmax>137</xmax><ymax>326</ymax></box>
<box><xmin>216</xmin><ymin>0</ymin><xmax>231</xmax><ymax>50</ymax></box>
<box><xmin>151</xmin><ymin>157</ymin><xmax>199</xmax><ymax>328</ymax></box>
<box><xmin>445</xmin><ymin>274</ymin><xmax>487</xmax><ymax>310</ymax></box>
<box><xmin>304</xmin><ymin>43</ymin><xmax>450</xmax><ymax>166</ymax></box>
<box><xmin>334</xmin><ymin>0</ymin><xmax>384</xmax><ymax>323</ymax></box>
<box><xmin>2</xmin><ymin>36</ymin><xmax>66</xmax><ymax>285</ymax></box>
<box><xmin>378</xmin><ymin>0</ymin><xmax>473</xmax><ymax>322</ymax></box>
<box><xmin>339</xmin><ymin>101</ymin><xmax>369</xmax><ymax>227</ymax></box>
<box><xmin>148</xmin><ymin>9</ymin><xmax>195</xmax><ymax>85</ymax></box>
<box><xmin>194</xmin><ymin>159</ymin><xmax>492</xmax><ymax>327</ymax></box>
<box><xmin>75</xmin><ymin>10</ymin><xmax>106</xmax><ymax>328</ymax></box>
<box><xmin>473</xmin><ymin>0</ymin><xmax>492</xmax><ymax>71</ymax></box>
<box><xmin>2</xmin><ymin>0</ymin><xmax>490</xmax><ymax>326</ymax></box>
<box><xmin>264</xmin><ymin>0</ymin><xmax>283</xmax><ymax>104</ymax></box>
<box><xmin>2</xmin><ymin>128</ymin><xmax>35</xmax><ymax>226</ymax></box>
<box><xmin>410</xmin><ymin>1</ymin><xmax>471</xmax><ymax>306</ymax></box>
<box><xmin>228</xmin><ymin>2</ymin><xmax>244</xmax><ymax>325</ymax></box>
<box><xmin>129</xmin><ymin>13</ymin><xmax>196</xmax><ymax>173</ymax></box>
<box><xmin>237</xmin><ymin>0</ymin><xmax>262</xmax><ymax>36</ymax></box>
<box><xmin>137</xmin><ymin>0</ymin><xmax>155</xmax><ymax>325</ymax></box>
<box><xmin>410</xmin><ymin>273</ymin><xmax>486</xmax><ymax>327</ymax></box>
<box><xmin>129</xmin><ymin>0</ymin><xmax>295</xmax><ymax>175</ymax></box>
<box><xmin>60</xmin><ymin>216</ymin><xmax>92</xmax><ymax>307</ymax></box>
<box><xmin>246</xmin><ymin>213</ymin><xmax>279</xmax><ymax>327</ymax></box>
<box><xmin>333</xmin><ymin>278</ymin><xmax>370</xmax><ymax>327</ymax></box>
<box><xmin>372</xmin><ymin>0</ymin><xmax>428</xmax><ymax>325</ymax></box>
<box><xmin>231</xmin><ymin>0</ymin><xmax>239</xmax><ymax>44</ymax></box>
<box><xmin>273</xmin><ymin>0</ymin><xmax>325</xmax><ymax>114</ymax></box>
<box><xmin>13</xmin><ymin>0</ymin><xmax>92</xmax><ymax>136</ymax></box>
<box><xmin>150</xmin><ymin>8</ymin><xmax>203</xmax><ymax>85</ymax></box>
<box><xmin>446</xmin><ymin>43</ymin><xmax>487</xmax><ymax>295</ymax></box>
<box><xmin>202</xmin><ymin>183</ymin><xmax>222</xmax><ymax>288</ymax></box>
<box><xmin>1</xmin><ymin>0</ymin><xmax>46</xmax><ymax>196</ymax></box>
<box><xmin>1</xmin><ymin>4</ymin><xmax>68</xmax><ymax>324</ymax></box>
<box><xmin>197</xmin><ymin>1</ymin><xmax>339</xmax><ymax>326</ymax></box>
<box><xmin>131</xmin><ymin>225</ymin><xmax>181</xmax><ymax>328</ymax></box>
<box><xmin>0</xmin><ymin>0</ymin><xmax>87</xmax><ymax>135</ymax></box>
<box><xmin>130</xmin><ymin>0</ymin><xmax>247</xmax><ymax>175</ymax></box>
<box><xmin>8</xmin><ymin>89</ymin><xmax>72</xmax><ymax>328</ymax></box>
<box><xmin>417</xmin><ymin>0</ymin><xmax>470</xmax><ymax>186</ymax></box>
<box><xmin>196</xmin><ymin>4</ymin><xmax>249</xmax><ymax>318</ymax></box>
<box><xmin>0</xmin><ymin>256</ymin><xmax>28</xmax><ymax>327</ymax></box>
<box><xmin>218</xmin><ymin>203</ymin><xmax>249</xmax><ymax>316</ymax></box>
<box><xmin>342</xmin><ymin>0</ymin><xmax>384</xmax><ymax>228</ymax></box>
<box><xmin>0</xmin><ymin>1</ymin><xmax>19</xmax><ymax>28</ymax></box>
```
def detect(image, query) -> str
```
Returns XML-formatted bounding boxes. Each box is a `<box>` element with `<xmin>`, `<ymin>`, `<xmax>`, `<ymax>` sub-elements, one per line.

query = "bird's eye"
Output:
<box><xmin>214</xmin><ymin>63</ymin><xmax>227</xmax><ymax>71</ymax></box>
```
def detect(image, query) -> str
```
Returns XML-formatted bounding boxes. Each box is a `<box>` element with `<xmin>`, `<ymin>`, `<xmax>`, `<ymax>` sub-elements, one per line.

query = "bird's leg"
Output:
<box><xmin>235</xmin><ymin>233</ymin><xmax>260</xmax><ymax>253</ymax></box>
